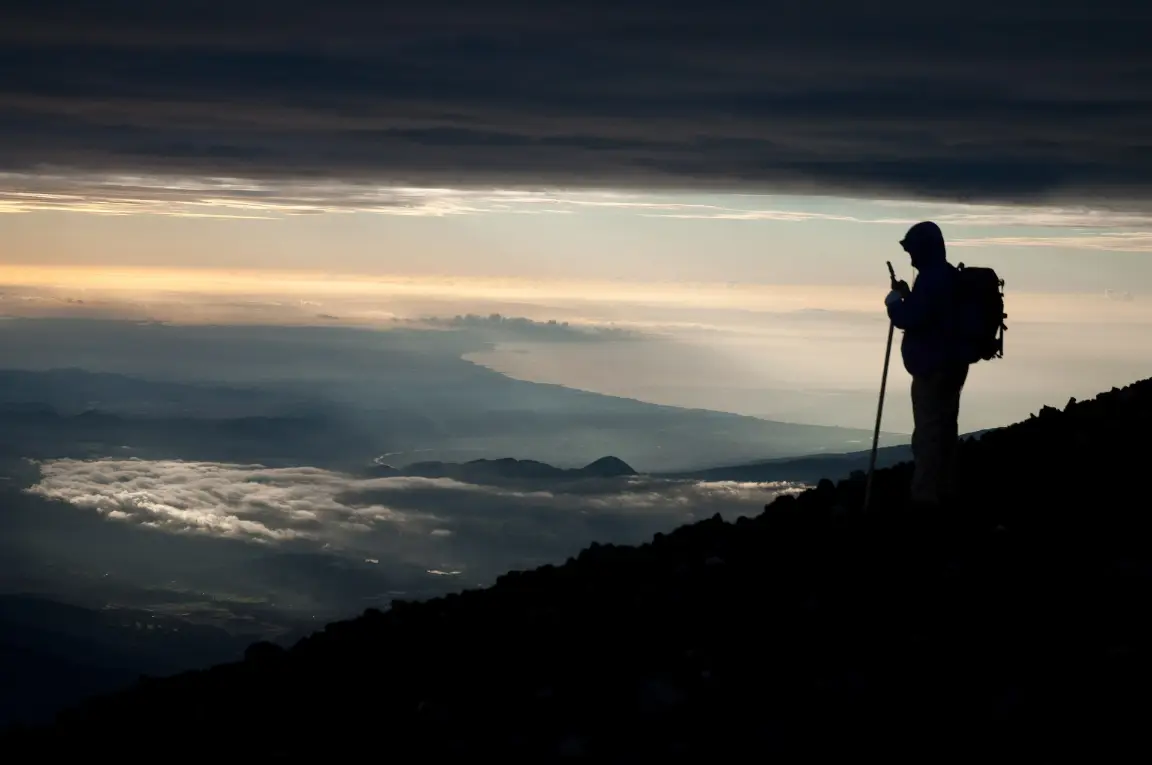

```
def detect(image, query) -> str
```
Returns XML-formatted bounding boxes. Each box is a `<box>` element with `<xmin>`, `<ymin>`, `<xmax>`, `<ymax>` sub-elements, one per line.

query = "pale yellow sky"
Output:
<box><xmin>3</xmin><ymin>180</ymin><xmax>1151</xmax><ymax>295</ymax></box>
<box><xmin>4</xmin><ymin>177</ymin><xmax>1152</xmax><ymax>433</ymax></box>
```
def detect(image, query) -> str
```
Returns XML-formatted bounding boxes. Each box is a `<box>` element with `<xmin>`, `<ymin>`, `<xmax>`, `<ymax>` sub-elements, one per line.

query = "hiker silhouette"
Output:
<box><xmin>884</xmin><ymin>221</ymin><xmax>969</xmax><ymax>507</ymax></box>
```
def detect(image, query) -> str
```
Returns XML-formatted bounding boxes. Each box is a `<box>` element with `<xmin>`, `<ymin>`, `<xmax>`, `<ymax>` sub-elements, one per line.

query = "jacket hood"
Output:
<box><xmin>901</xmin><ymin>221</ymin><xmax>947</xmax><ymax>269</ymax></box>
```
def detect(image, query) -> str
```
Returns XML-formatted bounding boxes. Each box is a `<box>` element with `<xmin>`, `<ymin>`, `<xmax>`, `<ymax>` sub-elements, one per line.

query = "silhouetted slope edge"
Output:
<box><xmin>11</xmin><ymin>381</ymin><xmax>1152</xmax><ymax>757</ymax></box>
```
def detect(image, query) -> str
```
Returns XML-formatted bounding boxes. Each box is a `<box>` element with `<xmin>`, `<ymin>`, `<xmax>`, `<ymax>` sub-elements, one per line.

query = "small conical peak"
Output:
<box><xmin>581</xmin><ymin>456</ymin><xmax>637</xmax><ymax>476</ymax></box>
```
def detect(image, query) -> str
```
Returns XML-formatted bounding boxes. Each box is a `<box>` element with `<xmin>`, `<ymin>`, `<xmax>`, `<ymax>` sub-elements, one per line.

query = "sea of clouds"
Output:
<box><xmin>28</xmin><ymin>458</ymin><xmax>802</xmax><ymax>586</ymax></box>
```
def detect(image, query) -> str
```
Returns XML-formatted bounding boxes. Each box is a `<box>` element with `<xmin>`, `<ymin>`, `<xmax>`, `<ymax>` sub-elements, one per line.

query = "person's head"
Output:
<box><xmin>899</xmin><ymin>221</ymin><xmax>947</xmax><ymax>269</ymax></box>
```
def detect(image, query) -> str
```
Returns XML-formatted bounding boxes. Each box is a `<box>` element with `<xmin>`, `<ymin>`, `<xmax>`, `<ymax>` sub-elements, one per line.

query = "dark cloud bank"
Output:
<box><xmin>3</xmin><ymin>1</ymin><xmax>1150</xmax><ymax>206</ymax></box>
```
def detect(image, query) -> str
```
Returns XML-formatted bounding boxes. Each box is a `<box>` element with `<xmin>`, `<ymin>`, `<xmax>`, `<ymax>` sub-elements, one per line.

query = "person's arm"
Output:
<box><xmin>886</xmin><ymin>272</ymin><xmax>938</xmax><ymax>330</ymax></box>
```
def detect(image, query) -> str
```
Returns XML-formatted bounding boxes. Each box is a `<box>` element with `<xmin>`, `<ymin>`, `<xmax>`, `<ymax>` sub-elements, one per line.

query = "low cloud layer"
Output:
<box><xmin>7</xmin><ymin>174</ymin><xmax>1152</xmax><ymax>239</ymax></box>
<box><xmin>27</xmin><ymin>458</ymin><xmax>800</xmax><ymax>582</ymax></box>
<box><xmin>397</xmin><ymin>314</ymin><xmax>642</xmax><ymax>342</ymax></box>
<box><xmin>952</xmin><ymin>232</ymin><xmax>1152</xmax><ymax>254</ymax></box>
<box><xmin>2</xmin><ymin>2</ymin><xmax>1150</xmax><ymax>206</ymax></box>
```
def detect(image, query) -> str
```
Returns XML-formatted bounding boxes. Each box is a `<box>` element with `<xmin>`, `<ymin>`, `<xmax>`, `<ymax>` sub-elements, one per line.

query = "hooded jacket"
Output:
<box><xmin>886</xmin><ymin>222</ymin><xmax>966</xmax><ymax>377</ymax></box>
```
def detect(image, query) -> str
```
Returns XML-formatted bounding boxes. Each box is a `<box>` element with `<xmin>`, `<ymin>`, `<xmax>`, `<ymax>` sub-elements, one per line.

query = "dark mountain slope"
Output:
<box><xmin>10</xmin><ymin>382</ymin><xmax>1152</xmax><ymax>758</ymax></box>
<box><xmin>0</xmin><ymin>595</ymin><xmax>250</xmax><ymax>726</ymax></box>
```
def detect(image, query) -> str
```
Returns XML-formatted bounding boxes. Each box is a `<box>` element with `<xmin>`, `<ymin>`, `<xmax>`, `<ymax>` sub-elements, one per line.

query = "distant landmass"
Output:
<box><xmin>366</xmin><ymin>456</ymin><xmax>638</xmax><ymax>483</ymax></box>
<box><xmin>365</xmin><ymin>439</ymin><xmax>1007</xmax><ymax>490</ymax></box>
<box><xmin>665</xmin><ymin>430</ymin><xmax>995</xmax><ymax>484</ymax></box>
<box><xmin>0</xmin><ymin>365</ymin><xmax>907</xmax><ymax>472</ymax></box>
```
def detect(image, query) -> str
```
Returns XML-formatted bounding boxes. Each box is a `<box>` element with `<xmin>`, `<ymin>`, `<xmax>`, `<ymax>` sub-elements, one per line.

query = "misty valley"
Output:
<box><xmin>0</xmin><ymin>316</ymin><xmax>906</xmax><ymax>725</ymax></box>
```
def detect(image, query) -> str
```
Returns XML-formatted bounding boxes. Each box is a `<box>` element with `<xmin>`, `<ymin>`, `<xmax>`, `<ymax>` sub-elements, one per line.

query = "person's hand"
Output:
<box><xmin>884</xmin><ymin>289</ymin><xmax>903</xmax><ymax>308</ymax></box>
<box><xmin>894</xmin><ymin>279</ymin><xmax>911</xmax><ymax>297</ymax></box>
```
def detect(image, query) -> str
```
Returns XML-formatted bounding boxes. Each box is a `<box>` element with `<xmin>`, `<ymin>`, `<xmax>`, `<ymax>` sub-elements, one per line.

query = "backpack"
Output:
<box><xmin>953</xmin><ymin>263</ymin><xmax>1007</xmax><ymax>363</ymax></box>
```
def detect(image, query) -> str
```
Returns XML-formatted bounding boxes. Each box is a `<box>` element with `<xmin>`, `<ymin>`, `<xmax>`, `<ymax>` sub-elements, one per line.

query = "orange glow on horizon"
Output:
<box><xmin>1</xmin><ymin>263</ymin><xmax>1148</xmax><ymax>326</ymax></box>
<box><xmin>0</xmin><ymin>263</ymin><xmax>882</xmax><ymax>306</ymax></box>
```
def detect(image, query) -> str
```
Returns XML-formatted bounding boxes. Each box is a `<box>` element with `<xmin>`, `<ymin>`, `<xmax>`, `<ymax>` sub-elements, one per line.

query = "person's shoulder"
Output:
<box><xmin>921</xmin><ymin>263</ymin><xmax>953</xmax><ymax>284</ymax></box>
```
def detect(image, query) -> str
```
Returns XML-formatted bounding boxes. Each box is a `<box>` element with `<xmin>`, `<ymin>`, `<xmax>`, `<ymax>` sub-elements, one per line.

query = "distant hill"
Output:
<box><xmin>0</xmin><ymin>404</ymin><xmax>380</xmax><ymax>468</ymax></box>
<box><xmin>364</xmin><ymin>446</ymin><xmax>928</xmax><ymax>488</ymax></box>
<box><xmin>366</xmin><ymin>456</ymin><xmax>637</xmax><ymax>484</ymax></box>
<box><xmin>14</xmin><ymin>383</ymin><xmax>1152</xmax><ymax>756</ymax></box>
<box><xmin>0</xmin><ymin>364</ymin><xmax>907</xmax><ymax>473</ymax></box>
<box><xmin>0</xmin><ymin>368</ymin><xmax>286</xmax><ymax>418</ymax></box>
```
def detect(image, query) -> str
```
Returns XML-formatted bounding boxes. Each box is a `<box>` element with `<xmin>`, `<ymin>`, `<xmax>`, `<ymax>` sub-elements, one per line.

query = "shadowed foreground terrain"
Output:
<box><xmin>8</xmin><ymin>379</ymin><xmax>1152</xmax><ymax>757</ymax></box>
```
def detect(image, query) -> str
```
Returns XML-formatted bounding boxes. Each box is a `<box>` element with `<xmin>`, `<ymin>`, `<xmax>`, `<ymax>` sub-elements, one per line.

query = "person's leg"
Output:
<box><xmin>939</xmin><ymin>365</ymin><xmax>969</xmax><ymax>504</ymax></box>
<box><xmin>910</xmin><ymin>373</ymin><xmax>944</xmax><ymax>505</ymax></box>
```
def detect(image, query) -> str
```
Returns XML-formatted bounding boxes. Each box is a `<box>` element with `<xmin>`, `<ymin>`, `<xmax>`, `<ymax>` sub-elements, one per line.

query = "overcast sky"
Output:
<box><xmin>3</xmin><ymin>2</ymin><xmax>1150</xmax><ymax>204</ymax></box>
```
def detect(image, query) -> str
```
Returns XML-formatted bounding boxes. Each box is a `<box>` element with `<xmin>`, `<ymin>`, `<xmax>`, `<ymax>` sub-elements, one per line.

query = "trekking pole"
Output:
<box><xmin>863</xmin><ymin>261</ymin><xmax>898</xmax><ymax>512</ymax></box>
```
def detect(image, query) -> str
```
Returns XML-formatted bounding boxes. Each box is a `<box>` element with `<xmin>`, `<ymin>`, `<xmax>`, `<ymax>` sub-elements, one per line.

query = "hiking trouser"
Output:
<box><xmin>910</xmin><ymin>364</ymin><xmax>970</xmax><ymax>505</ymax></box>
